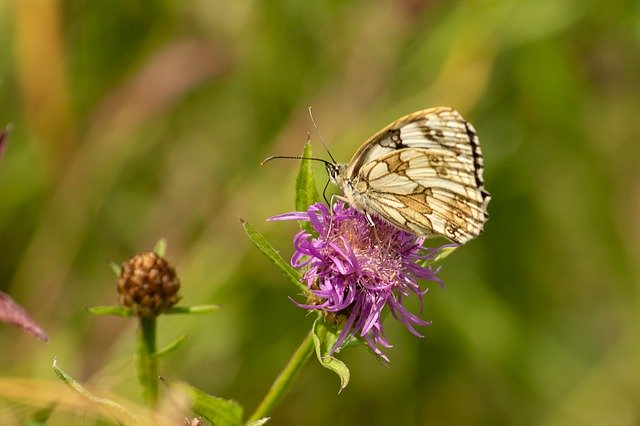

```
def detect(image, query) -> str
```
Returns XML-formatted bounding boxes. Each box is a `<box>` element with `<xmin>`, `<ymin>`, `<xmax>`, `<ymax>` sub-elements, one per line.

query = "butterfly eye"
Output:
<box><xmin>326</xmin><ymin>163</ymin><xmax>339</xmax><ymax>180</ymax></box>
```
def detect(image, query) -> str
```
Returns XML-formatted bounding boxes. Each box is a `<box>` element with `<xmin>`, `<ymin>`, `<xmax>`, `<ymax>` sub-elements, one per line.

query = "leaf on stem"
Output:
<box><xmin>109</xmin><ymin>260</ymin><xmax>123</xmax><ymax>277</ymax></box>
<box><xmin>312</xmin><ymin>318</ymin><xmax>350</xmax><ymax>393</ymax></box>
<box><xmin>247</xmin><ymin>418</ymin><xmax>270</xmax><ymax>425</ymax></box>
<box><xmin>295</xmin><ymin>141</ymin><xmax>320</xmax><ymax>233</ymax></box>
<box><xmin>154</xmin><ymin>238</ymin><xmax>167</xmax><ymax>257</ymax></box>
<box><xmin>164</xmin><ymin>304</ymin><xmax>221</xmax><ymax>315</ymax></box>
<box><xmin>161</xmin><ymin>378</ymin><xmax>243</xmax><ymax>426</ymax></box>
<box><xmin>241</xmin><ymin>219</ymin><xmax>305</xmax><ymax>292</ymax></box>
<box><xmin>154</xmin><ymin>334</ymin><xmax>188</xmax><ymax>359</ymax></box>
<box><xmin>86</xmin><ymin>305</ymin><xmax>134</xmax><ymax>317</ymax></box>
<box><xmin>52</xmin><ymin>357</ymin><xmax>137</xmax><ymax>424</ymax></box>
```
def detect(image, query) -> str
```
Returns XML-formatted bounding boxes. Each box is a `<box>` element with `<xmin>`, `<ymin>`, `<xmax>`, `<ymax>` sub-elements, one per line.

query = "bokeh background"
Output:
<box><xmin>1</xmin><ymin>0</ymin><xmax>639</xmax><ymax>424</ymax></box>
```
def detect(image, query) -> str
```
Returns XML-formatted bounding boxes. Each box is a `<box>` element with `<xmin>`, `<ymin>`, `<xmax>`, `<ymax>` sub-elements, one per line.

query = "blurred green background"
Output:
<box><xmin>1</xmin><ymin>0</ymin><xmax>639</xmax><ymax>424</ymax></box>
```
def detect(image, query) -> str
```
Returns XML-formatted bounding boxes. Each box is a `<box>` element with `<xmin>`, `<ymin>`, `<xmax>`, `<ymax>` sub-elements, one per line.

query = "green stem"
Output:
<box><xmin>247</xmin><ymin>331</ymin><xmax>314</xmax><ymax>422</ymax></box>
<box><xmin>136</xmin><ymin>316</ymin><xmax>158</xmax><ymax>406</ymax></box>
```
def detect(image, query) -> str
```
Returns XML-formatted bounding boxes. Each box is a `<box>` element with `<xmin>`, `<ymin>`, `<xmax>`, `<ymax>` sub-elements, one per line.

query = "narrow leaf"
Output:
<box><xmin>433</xmin><ymin>244</ymin><xmax>458</xmax><ymax>262</ymax></box>
<box><xmin>241</xmin><ymin>219</ymin><xmax>305</xmax><ymax>292</ymax></box>
<box><xmin>295</xmin><ymin>141</ymin><xmax>320</xmax><ymax>234</ymax></box>
<box><xmin>154</xmin><ymin>335</ymin><xmax>187</xmax><ymax>359</ymax></box>
<box><xmin>109</xmin><ymin>261</ymin><xmax>122</xmax><ymax>277</ymax></box>
<box><xmin>161</xmin><ymin>378</ymin><xmax>243</xmax><ymax>426</ymax></box>
<box><xmin>417</xmin><ymin>244</ymin><xmax>459</xmax><ymax>268</ymax></box>
<box><xmin>165</xmin><ymin>304</ymin><xmax>221</xmax><ymax>315</ymax></box>
<box><xmin>154</xmin><ymin>238</ymin><xmax>167</xmax><ymax>257</ymax></box>
<box><xmin>52</xmin><ymin>357</ymin><xmax>137</xmax><ymax>424</ymax></box>
<box><xmin>26</xmin><ymin>404</ymin><xmax>56</xmax><ymax>426</ymax></box>
<box><xmin>295</xmin><ymin>141</ymin><xmax>320</xmax><ymax>212</ymax></box>
<box><xmin>312</xmin><ymin>318</ymin><xmax>350</xmax><ymax>392</ymax></box>
<box><xmin>86</xmin><ymin>305</ymin><xmax>134</xmax><ymax>317</ymax></box>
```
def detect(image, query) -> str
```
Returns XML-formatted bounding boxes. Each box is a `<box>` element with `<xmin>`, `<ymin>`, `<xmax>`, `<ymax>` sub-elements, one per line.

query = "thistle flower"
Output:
<box><xmin>269</xmin><ymin>201</ymin><xmax>446</xmax><ymax>361</ymax></box>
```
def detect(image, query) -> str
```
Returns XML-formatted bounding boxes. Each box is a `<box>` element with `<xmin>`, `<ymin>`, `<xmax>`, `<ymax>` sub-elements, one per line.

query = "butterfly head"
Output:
<box><xmin>325</xmin><ymin>162</ymin><xmax>341</xmax><ymax>183</ymax></box>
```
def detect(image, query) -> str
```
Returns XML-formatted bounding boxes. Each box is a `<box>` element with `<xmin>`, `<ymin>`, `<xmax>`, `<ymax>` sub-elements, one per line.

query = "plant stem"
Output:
<box><xmin>247</xmin><ymin>331</ymin><xmax>314</xmax><ymax>422</ymax></box>
<box><xmin>136</xmin><ymin>316</ymin><xmax>158</xmax><ymax>406</ymax></box>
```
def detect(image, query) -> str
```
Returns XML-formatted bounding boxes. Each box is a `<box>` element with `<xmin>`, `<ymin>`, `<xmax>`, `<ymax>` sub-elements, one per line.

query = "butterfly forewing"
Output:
<box><xmin>337</xmin><ymin>107</ymin><xmax>490</xmax><ymax>245</ymax></box>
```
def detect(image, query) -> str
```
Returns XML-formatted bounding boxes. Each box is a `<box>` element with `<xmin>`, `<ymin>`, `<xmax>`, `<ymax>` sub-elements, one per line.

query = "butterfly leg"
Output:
<box><xmin>365</xmin><ymin>212</ymin><xmax>375</xmax><ymax>226</ymax></box>
<box><xmin>326</xmin><ymin>194</ymin><xmax>346</xmax><ymax>237</ymax></box>
<box><xmin>364</xmin><ymin>211</ymin><xmax>382</xmax><ymax>243</ymax></box>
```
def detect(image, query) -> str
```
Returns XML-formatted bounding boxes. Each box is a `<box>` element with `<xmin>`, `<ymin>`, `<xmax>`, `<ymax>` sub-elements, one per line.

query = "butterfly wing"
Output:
<box><xmin>348</xmin><ymin>107</ymin><xmax>490</xmax><ymax>244</ymax></box>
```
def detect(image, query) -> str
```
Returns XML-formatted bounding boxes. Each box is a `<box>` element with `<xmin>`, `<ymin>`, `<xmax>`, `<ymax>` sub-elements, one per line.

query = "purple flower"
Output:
<box><xmin>269</xmin><ymin>201</ymin><xmax>447</xmax><ymax>361</ymax></box>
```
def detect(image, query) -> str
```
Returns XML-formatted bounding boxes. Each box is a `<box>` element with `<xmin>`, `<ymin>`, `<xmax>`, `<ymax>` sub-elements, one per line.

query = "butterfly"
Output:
<box><xmin>265</xmin><ymin>107</ymin><xmax>490</xmax><ymax>245</ymax></box>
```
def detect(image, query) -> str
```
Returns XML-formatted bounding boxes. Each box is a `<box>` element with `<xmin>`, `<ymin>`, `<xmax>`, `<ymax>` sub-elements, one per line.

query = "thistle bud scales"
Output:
<box><xmin>117</xmin><ymin>251</ymin><xmax>181</xmax><ymax>317</ymax></box>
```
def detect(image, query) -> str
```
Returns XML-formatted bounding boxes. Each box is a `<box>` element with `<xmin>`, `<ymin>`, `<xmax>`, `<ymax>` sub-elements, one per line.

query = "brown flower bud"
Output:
<box><xmin>117</xmin><ymin>251</ymin><xmax>181</xmax><ymax>317</ymax></box>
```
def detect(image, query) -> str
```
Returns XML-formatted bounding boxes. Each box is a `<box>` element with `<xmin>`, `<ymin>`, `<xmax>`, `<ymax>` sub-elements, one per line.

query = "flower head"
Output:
<box><xmin>270</xmin><ymin>201</ymin><xmax>447</xmax><ymax>361</ymax></box>
<box><xmin>117</xmin><ymin>251</ymin><xmax>181</xmax><ymax>317</ymax></box>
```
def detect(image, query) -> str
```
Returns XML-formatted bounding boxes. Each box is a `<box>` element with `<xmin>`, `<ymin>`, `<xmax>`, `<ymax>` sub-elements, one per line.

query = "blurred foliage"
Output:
<box><xmin>0</xmin><ymin>0</ymin><xmax>639</xmax><ymax>424</ymax></box>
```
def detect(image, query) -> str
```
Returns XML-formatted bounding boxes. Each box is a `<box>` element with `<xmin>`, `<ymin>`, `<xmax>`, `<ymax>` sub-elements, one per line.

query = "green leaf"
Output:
<box><xmin>241</xmin><ymin>219</ymin><xmax>306</xmax><ymax>292</ymax></box>
<box><xmin>161</xmin><ymin>378</ymin><xmax>243</xmax><ymax>426</ymax></box>
<box><xmin>109</xmin><ymin>260</ymin><xmax>122</xmax><ymax>277</ymax></box>
<box><xmin>417</xmin><ymin>244</ymin><xmax>459</xmax><ymax>268</ymax></box>
<box><xmin>165</xmin><ymin>304</ymin><xmax>222</xmax><ymax>315</ymax></box>
<box><xmin>25</xmin><ymin>404</ymin><xmax>56</xmax><ymax>426</ymax></box>
<box><xmin>52</xmin><ymin>357</ymin><xmax>137</xmax><ymax>424</ymax></box>
<box><xmin>433</xmin><ymin>244</ymin><xmax>458</xmax><ymax>262</ymax></box>
<box><xmin>311</xmin><ymin>318</ymin><xmax>350</xmax><ymax>392</ymax></box>
<box><xmin>155</xmin><ymin>334</ymin><xmax>187</xmax><ymax>359</ymax></box>
<box><xmin>86</xmin><ymin>305</ymin><xmax>133</xmax><ymax>317</ymax></box>
<box><xmin>247</xmin><ymin>418</ymin><xmax>270</xmax><ymax>425</ymax></box>
<box><xmin>295</xmin><ymin>141</ymin><xmax>320</xmax><ymax>234</ymax></box>
<box><xmin>88</xmin><ymin>304</ymin><xmax>220</xmax><ymax>318</ymax></box>
<box><xmin>154</xmin><ymin>238</ymin><xmax>167</xmax><ymax>257</ymax></box>
<box><xmin>295</xmin><ymin>141</ymin><xmax>320</xmax><ymax>212</ymax></box>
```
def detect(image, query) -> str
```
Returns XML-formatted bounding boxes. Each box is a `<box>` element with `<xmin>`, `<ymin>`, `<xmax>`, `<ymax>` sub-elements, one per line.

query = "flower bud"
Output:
<box><xmin>117</xmin><ymin>251</ymin><xmax>181</xmax><ymax>317</ymax></box>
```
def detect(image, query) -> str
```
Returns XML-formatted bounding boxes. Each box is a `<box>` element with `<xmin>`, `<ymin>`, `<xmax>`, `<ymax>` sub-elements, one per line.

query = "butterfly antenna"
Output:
<box><xmin>321</xmin><ymin>179</ymin><xmax>331</xmax><ymax>205</ymax></box>
<box><xmin>308</xmin><ymin>107</ymin><xmax>337</xmax><ymax>164</ymax></box>
<box><xmin>261</xmin><ymin>155</ymin><xmax>331</xmax><ymax>167</ymax></box>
